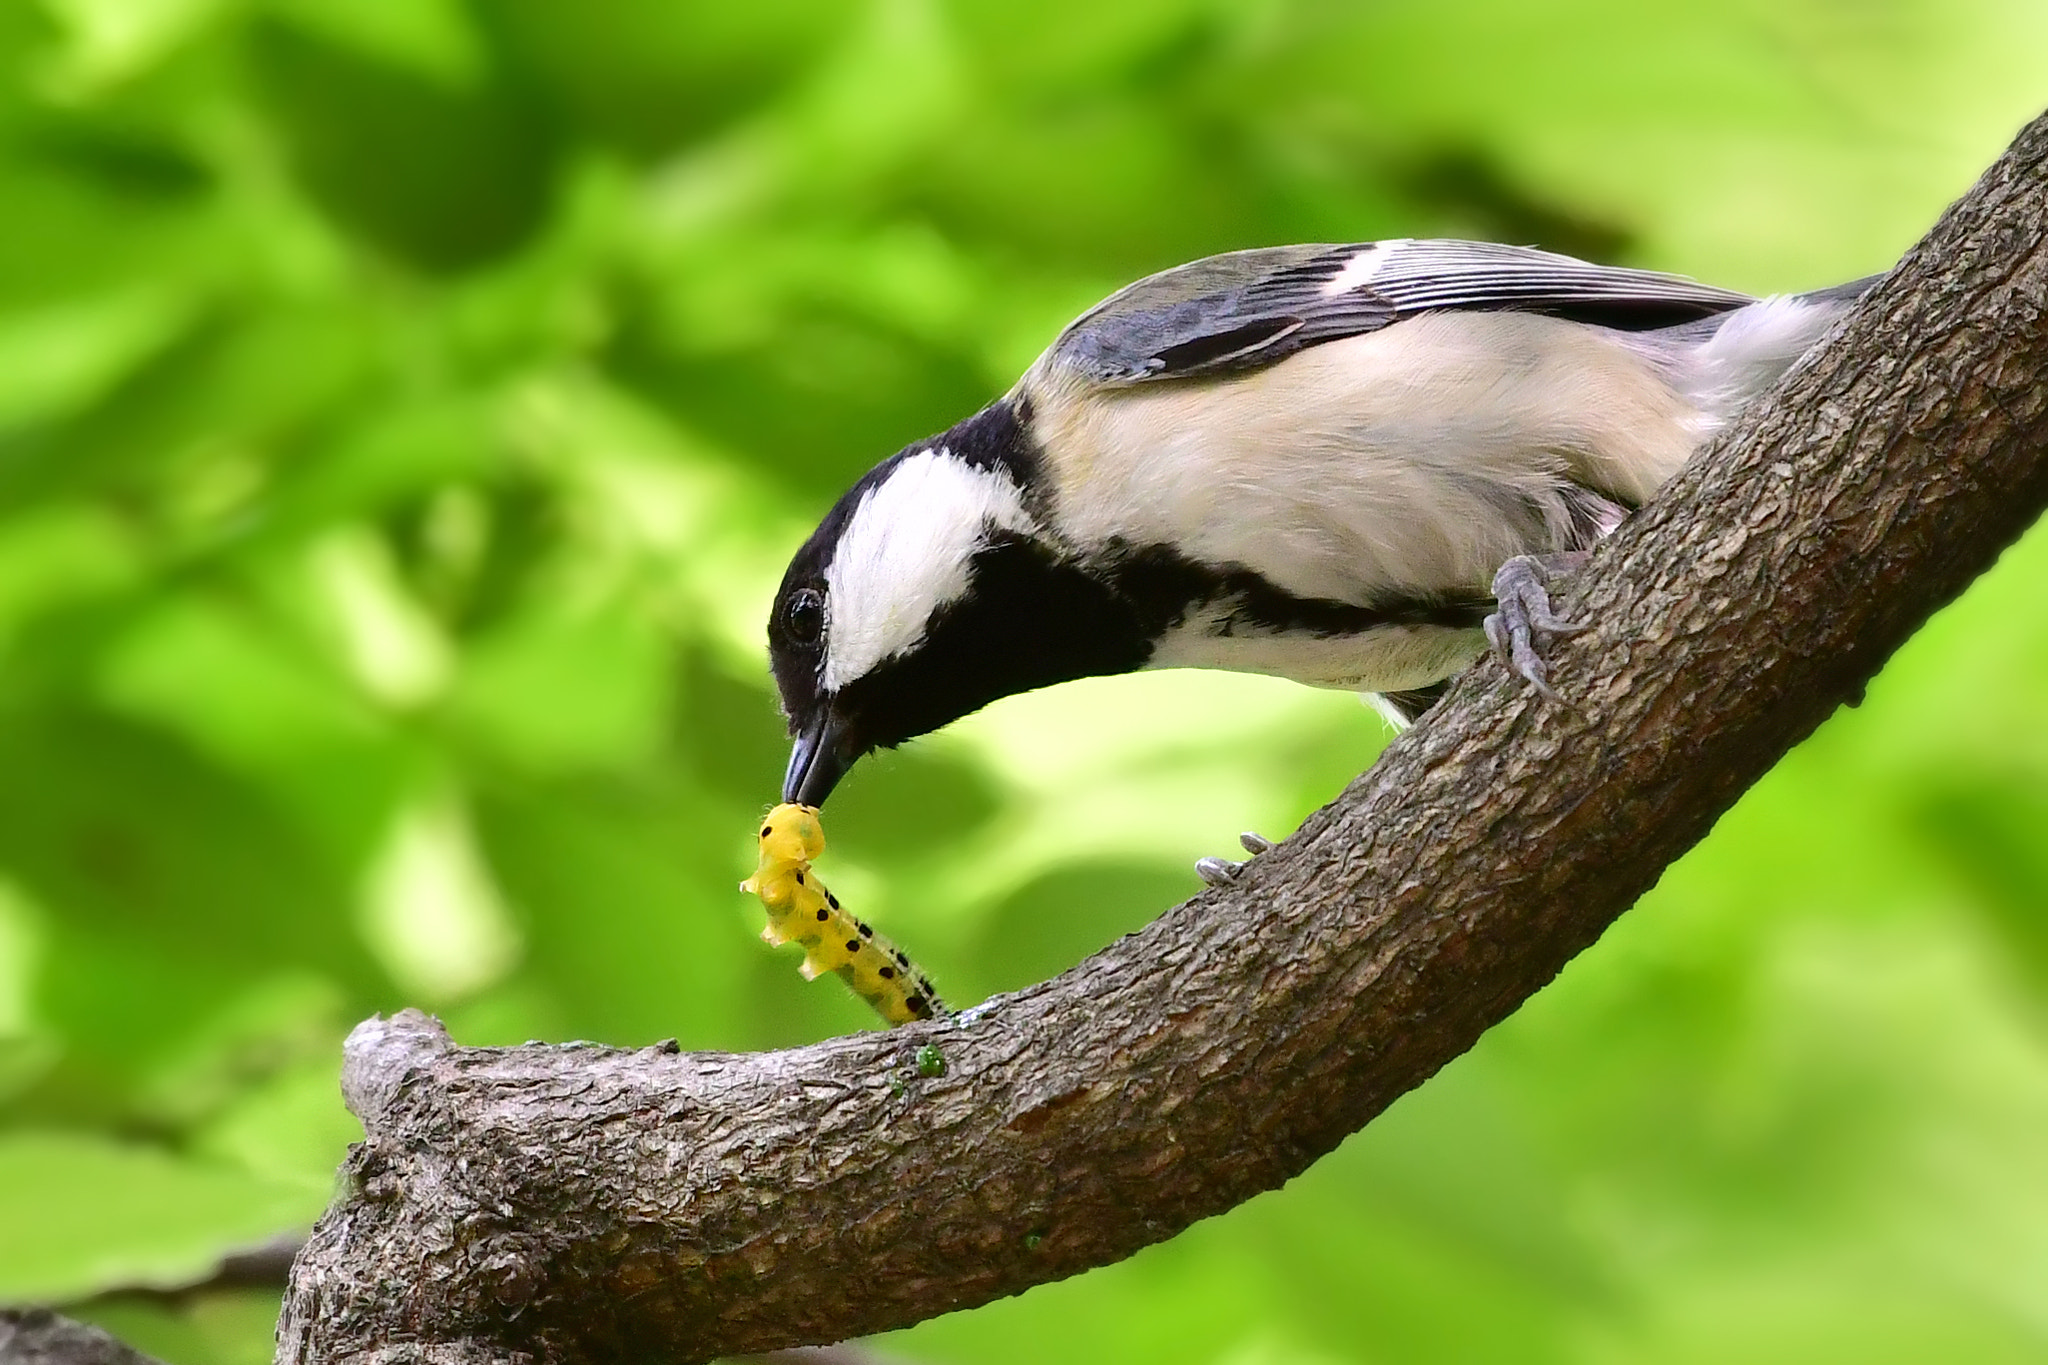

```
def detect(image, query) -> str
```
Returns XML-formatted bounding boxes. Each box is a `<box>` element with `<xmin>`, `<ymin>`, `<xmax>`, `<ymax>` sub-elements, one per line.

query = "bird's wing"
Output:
<box><xmin>1044</xmin><ymin>239</ymin><xmax>1756</xmax><ymax>386</ymax></box>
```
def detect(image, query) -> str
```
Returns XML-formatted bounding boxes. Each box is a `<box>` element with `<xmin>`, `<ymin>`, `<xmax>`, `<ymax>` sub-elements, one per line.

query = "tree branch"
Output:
<box><xmin>278</xmin><ymin>111</ymin><xmax>2048</xmax><ymax>1365</ymax></box>
<box><xmin>1</xmin><ymin>1312</ymin><xmax>166</xmax><ymax>1365</ymax></box>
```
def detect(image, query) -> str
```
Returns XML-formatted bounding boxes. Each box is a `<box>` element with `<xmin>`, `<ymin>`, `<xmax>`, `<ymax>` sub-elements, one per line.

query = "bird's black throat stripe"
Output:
<box><xmin>1098</xmin><ymin>540</ymin><xmax>1493</xmax><ymax>641</ymax></box>
<box><xmin>818</xmin><ymin>530</ymin><xmax>1489</xmax><ymax>761</ymax></box>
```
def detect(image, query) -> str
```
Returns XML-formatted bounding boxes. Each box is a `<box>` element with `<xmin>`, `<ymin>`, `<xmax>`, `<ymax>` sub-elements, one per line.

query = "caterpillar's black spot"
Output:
<box><xmin>794</xmin><ymin>871</ymin><xmax>804</xmax><ymax>885</ymax></box>
<box><xmin>846</xmin><ymin>938</ymin><xmax>860</xmax><ymax>952</ymax></box>
<box><xmin>858</xmin><ymin>923</ymin><xmax>874</xmax><ymax>938</ymax></box>
<box><xmin>894</xmin><ymin>950</ymin><xmax>909</xmax><ymax>964</ymax></box>
<box><xmin>879</xmin><ymin>966</ymin><xmax>896</xmax><ymax>979</ymax></box>
<box><xmin>907</xmin><ymin>995</ymin><xmax>930</xmax><ymax>1016</ymax></box>
<box><xmin>760</xmin><ymin>826</ymin><xmax>772</xmax><ymax>839</ymax></box>
<box><xmin>815</xmin><ymin>908</ymin><xmax>829</xmax><ymax>921</ymax></box>
<box><xmin>827</xmin><ymin>892</ymin><xmax>840</xmax><ymax>909</ymax></box>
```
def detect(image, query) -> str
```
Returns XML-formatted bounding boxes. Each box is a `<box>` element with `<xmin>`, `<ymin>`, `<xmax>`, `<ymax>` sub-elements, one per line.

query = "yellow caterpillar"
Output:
<box><xmin>740</xmin><ymin>803</ymin><xmax>946</xmax><ymax>1026</ymax></box>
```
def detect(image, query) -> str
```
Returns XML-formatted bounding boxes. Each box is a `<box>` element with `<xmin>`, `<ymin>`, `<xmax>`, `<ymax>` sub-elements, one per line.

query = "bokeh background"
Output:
<box><xmin>1</xmin><ymin>1</ymin><xmax>2046</xmax><ymax>1362</ymax></box>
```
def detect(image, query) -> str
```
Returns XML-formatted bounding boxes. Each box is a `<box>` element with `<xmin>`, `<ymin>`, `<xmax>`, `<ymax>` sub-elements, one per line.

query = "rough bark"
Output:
<box><xmin>278</xmin><ymin>112</ymin><xmax>2048</xmax><ymax>1365</ymax></box>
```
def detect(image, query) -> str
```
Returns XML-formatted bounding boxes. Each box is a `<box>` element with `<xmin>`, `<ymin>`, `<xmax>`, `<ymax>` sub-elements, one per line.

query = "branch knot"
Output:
<box><xmin>341</xmin><ymin>1009</ymin><xmax>454</xmax><ymax>1131</ymax></box>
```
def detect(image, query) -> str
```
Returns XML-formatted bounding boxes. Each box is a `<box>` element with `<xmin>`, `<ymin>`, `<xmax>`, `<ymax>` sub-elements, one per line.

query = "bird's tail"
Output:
<box><xmin>1795</xmin><ymin>274</ymin><xmax>1886</xmax><ymax>308</ymax></box>
<box><xmin>1655</xmin><ymin>271</ymin><xmax>1882</xmax><ymax>426</ymax></box>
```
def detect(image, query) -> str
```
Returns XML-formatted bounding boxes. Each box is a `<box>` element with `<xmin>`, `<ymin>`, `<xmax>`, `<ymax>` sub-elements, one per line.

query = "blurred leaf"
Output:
<box><xmin>472</xmin><ymin>781</ymin><xmax>757</xmax><ymax>1047</ymax></box>
<box><xmin>492</xmin><ymin>0</ymin><xmax>857</xmax><ymax>157</ymax></box>
<box><xmin>0</xmin><ymin>289</ymin><xmax>195</xmax><ymax>432</ymax></box>
<box><xmin>0</xmin><ymin>505</ymin><xmax>140</xmax><ymax>650</ymax></box>
<box><xmin>0</xmin><ymin>706</ymin><xmax>383</xmax><ymax>1101</ymax></box>
<box><xmin>605</xmin><ymin>304</ymin><xmax>997</xmax><ymax>497</ymax></box>
<box><xmin>262</xmin><ymin>400</ymin><xmax>504</xmax><ymax>546</ymax></box>
<box><xmin>357</xmin><ymin>784</ymin><xmax>520</xmax><ymax>1002</ymax></box>
<box><xmin>70</xmin><ymin>1292</ymin><xmax>282</xmax><ymax>1365</ymax></box>
<box><xmin>268</xmin><ymin>0</ymin><xmax>487</xmax><ymax>88</ymax></box>
<box><xmin>250</xmin><ymin>16</ymin><xmax>559</xmax><ymax>271</ymax></box>
<box><xmin>817</xmin><ymin>743</ymin><xmax>1001</xmax><ymax>865</ymax></box>
<box><xmin>123</xmin><ymin>973</ymin><xmax>349</xmax><ymax>1132</ymax></box>
<box><xmin>1910</xmin><ymin>772</ymin><xmax>2048</xmax><ymax>995</ymax></box>
<box><xmin>0</xmin><ymin>1131</ymin><xmax>318</xmax><ymax>1302</ymax></box>
<box><xmin>191</xmin><ymin>1056</ymin><xmax>359</xmax><ymax>1193</ymax></box>
<box><xmin>299</xmin><ymin>526</ymin><xmax>453</xmax><ymax>708</ymax></box>
<box><xmin>37</xmin><ymin>0</ymin><xmax>232</xmax><ymax>94</ymax></box>
<box><xmin>960</xmin><ymin>859</ymin><xmax>1190</xmax><ymax>1000</ymax></box>
<box><xmin>0</xmin><ymin>1</ymin><xmax>2045</xmax><ymax>1360</ymax></box>
<box><xmin>449</xmin><ymin>592</ymin><xmax>667</xmax><ymax>774</ymax></box>
<box><xmin>672</xmin><ymin>649</ymin><xmax>791</xmax><ymax>806</ymax></box>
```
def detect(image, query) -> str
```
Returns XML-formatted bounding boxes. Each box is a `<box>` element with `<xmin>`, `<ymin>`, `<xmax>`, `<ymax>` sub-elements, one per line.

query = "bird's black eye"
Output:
<box><xmin>783</xmin><ymin>587</ymin><xmax>825</xmax><ymax>645</ymax></box>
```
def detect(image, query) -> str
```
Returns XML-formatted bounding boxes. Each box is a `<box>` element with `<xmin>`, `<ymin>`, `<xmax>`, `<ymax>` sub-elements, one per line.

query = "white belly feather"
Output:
<box><xmin>1145</xmin><ymin>614</ymin><xmax>1486</xmax><ymax>693</ymax></box>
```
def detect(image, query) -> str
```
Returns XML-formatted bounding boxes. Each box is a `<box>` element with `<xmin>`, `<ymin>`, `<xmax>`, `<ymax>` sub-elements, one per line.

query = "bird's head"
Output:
<box><xmin>769</xmin><ymin>400</ymin><xmax>1152</xmax><ymax>806</ymax></box>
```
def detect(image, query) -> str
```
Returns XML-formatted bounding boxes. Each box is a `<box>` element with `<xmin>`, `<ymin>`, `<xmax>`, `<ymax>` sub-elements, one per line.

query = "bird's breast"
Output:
<box><xmin>1028</xmin><ymin>310</ymin><xmax>1704</xmax><ymax>603</ymax></box>
<box><xmin>1144</xmin><ymin>613</ymin><xmax>1487</xmax><ymax>693</ymax></box>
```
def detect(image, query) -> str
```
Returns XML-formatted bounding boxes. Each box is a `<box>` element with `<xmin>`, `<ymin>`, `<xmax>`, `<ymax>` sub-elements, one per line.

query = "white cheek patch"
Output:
<box><xmin>821</xmin><ymin>449</ymin><xmax>1033</xmax><ymax>692</ymax></box>
<box><xmin>1320</xmin><ymin>239</ymin><xmax>1407</xmax><ymax>296</ymax></box>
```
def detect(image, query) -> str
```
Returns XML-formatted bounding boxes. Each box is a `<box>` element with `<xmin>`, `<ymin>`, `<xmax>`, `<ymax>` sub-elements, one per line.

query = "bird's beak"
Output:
<box><xmin>783</xmin><ymin>706</ymin><xmax>856</xmax><ymax>807</ymax></box>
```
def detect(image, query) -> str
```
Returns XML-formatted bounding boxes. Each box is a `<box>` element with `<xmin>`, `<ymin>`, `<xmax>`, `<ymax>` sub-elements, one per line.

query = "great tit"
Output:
<box><xmin>770</xmin><ymin>238</ymin><xmax>1873</xmax><ymax>808</ymax></box>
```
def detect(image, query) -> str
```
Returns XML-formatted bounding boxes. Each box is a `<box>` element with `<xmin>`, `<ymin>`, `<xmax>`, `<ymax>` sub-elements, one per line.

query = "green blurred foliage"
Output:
<box><xmin>0</xmin><ymin>0</ymin><xmax>2044</xmax><ymax>1361</ymax></box>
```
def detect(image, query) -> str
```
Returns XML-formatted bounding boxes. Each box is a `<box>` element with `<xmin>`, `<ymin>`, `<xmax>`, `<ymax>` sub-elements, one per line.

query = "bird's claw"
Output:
<box><xmin>1196</xmin><ymin>832</ymin><xmax>1276</xmax><ymax>886</ymax></box>
<box><xmin>1483</xmin><ymin>553</ymin><xmax>1589</xmax><ymax>702</ymax></box>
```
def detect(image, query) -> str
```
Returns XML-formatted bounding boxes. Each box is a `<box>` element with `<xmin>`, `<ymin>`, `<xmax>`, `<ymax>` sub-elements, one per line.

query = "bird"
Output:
<box><xmin>766</xmin><ymin>237</ymin><xmax>1874</xmax><ymax>818</ymax></box>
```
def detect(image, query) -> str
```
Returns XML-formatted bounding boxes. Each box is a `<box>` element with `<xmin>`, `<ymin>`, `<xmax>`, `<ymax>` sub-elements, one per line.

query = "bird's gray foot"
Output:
<box><xmin>1195</xmin><ymin>832</ymin><xmax>1276</xmax><ymax>886</ymax></box>
<box><xmin>1483</xmin><ymin>552</ymin><xmax>1591</xmax><ymax>701</ymax></box>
